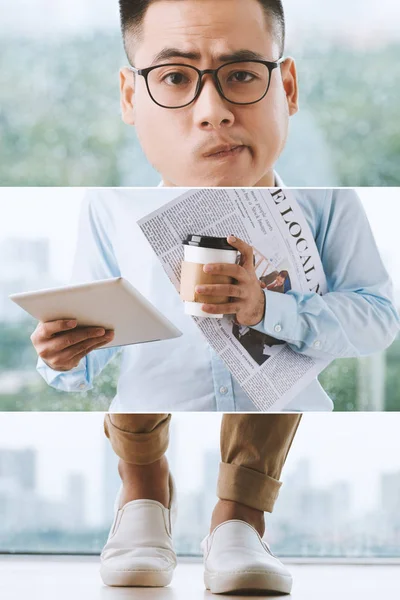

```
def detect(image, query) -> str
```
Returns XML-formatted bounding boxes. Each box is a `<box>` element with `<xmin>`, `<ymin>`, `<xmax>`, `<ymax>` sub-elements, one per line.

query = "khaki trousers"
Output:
<box><xmin>104</xmin><ymin>413</ymin><xmax>301</xmax><ymax>513</ymax></box>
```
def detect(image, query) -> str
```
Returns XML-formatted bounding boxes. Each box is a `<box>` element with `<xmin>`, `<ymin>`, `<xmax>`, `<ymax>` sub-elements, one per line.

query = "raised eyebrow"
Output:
<box><xmin>149</xmin><ymin>48</ymin><xmax>266</xmax><ymax>66</ymax></box>
<box><xmin>217</xmin><ymin>49</ymin><xmax>266</xmax><ymax>62</ymax></box>
<box><xmin>150</xmin><ymin>48</ymin><xmax>202</xmax><ymax>65</ymax></box>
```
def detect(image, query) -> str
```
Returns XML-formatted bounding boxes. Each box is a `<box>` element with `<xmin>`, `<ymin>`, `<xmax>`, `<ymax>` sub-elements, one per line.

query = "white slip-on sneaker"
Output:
<box><xmin>100</xmin><ymin>474</ymin><xmax>177</xmax><ymax>587</ymax></box>
<box><xmin>201</xmin><ymin>520</ymin><xmax>293</xmax><ymax>595</ymax></box>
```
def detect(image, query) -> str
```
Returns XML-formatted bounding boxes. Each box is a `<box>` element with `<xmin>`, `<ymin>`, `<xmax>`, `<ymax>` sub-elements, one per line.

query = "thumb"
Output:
<box><xmin>227</xmin><ymin>236</ymin><xmax>254</xmax><ymax>270</ymax></box>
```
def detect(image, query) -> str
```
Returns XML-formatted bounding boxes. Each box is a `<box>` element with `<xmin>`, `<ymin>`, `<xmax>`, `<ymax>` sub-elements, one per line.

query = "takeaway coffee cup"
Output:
<box><xmin>180</xmin><ymin>235</ymin><xmax>239</xmax><ymax>318</ymax></box>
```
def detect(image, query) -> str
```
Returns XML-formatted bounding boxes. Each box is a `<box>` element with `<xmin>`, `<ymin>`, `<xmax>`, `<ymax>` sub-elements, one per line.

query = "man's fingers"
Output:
<box><xmin>195</xmin><ymin>284</ymin><xmax>244</xmax><ymax>299</ymax></box>
<box><xmin>50</xmin><ymin>333</ymin><xmax>114</xmax><ymax>369</ymax></box>
<box><xmin>203</xmin><ymin>263</ymin><xmax>247</xmax><ymax>282</ymax></box>
<box><xmin>201</xmin><ymin>303</ymin><xmax>239</xmax><ymax>315</ymax></box>
<box><xmin>227</xmin><ymin>235</ymin><xmax>254</xmax><ymax>268</ymax></box>
<box><xmin>38</xmin><ymin>319</ymin><xmax>78</xmax><ymax>339</ymax></box>
<box><xmin>67</xmin><ymin>332</ymin><xmax>114</xmax><ymax>360</ymax></box>
<box><xmin>43</xmin><ymin>326</ymin><xmax>109</xmax><ymax>354</ymax></box>
<box><xmin>68</xmin><ymin>337</ymin><xmax>113</xmax><ymax>371</ymax></box>
<box><xmin>42</xmin><ymin>335</ymin><xmax>114</xmax><ymax>372</ymax></box>
<box><xmin>37</xmin><ymin>328</ymin><xmax>113</xmax><ymax>361</ymax></box>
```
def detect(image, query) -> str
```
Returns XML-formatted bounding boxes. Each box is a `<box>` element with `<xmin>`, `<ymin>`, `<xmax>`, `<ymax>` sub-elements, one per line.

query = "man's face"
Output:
<box><xmin>120</xmin><ymin>0</ymin><xmax>298</xmax><ymax>187</ymax></box>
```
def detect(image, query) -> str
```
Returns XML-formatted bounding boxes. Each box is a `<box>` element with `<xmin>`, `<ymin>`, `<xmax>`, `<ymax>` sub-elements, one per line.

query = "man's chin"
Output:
<box><xmin>165</xmin><ymin>167</ymin><xmax>258</xmax><ymax>188</ymax></box>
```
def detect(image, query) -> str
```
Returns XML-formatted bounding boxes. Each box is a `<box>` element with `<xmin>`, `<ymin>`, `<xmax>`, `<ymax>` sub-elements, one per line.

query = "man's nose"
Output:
<box><xmin>192</xmin><ymin>75</ymin><xmax>235</xmax><ymax>130</ymax></box>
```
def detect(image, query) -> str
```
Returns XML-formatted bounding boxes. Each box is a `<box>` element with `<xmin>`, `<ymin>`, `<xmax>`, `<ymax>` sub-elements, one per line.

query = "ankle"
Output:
<box><xmin>118</xmin><ymin>456</ymin><xmax>170</xmax><ymax>508</ymax></box>
<box><xmin>210</xmin><ymin>499</ymin><xmax>265</xmax><ymax>537</ymax></box>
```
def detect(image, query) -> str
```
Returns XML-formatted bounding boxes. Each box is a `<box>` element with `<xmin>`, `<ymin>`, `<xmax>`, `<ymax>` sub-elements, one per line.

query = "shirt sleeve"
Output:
<box><xmin>250</xmin><ymin>190</ymin><xmax>400</xmax><ymax>360</ymax></box>
<box><xmin>36</xmin><ymin>191</ymin><xmax>121</xmax><ymax>392</ymax></box>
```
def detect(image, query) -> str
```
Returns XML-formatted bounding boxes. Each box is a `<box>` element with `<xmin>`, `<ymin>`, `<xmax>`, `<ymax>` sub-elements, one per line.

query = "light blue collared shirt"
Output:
<box><xmin>37</xmin><ymin>188</ymin><xmax>400</xmax><ymax>412</ymax></box>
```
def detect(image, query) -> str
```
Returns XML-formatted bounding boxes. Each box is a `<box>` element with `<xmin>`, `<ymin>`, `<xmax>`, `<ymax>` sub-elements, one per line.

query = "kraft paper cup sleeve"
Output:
<box><xmin>180</xmin><ymin>261</ymin><xmax>233</xmax><ymax>304</ymax></box>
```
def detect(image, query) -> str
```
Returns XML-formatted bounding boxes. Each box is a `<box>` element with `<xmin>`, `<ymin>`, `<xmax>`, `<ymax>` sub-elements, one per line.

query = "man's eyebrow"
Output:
<box><xmin>217</xmin><ymin>49</ymin><xmax>266</xmax><ymax>62</ymax></box>
<box><xmin>150</xmin><ymin>48</ymin><xmax>266</xmax><ymax>66</ymax></box>
<box><xmin>151</xmin><ymin>48</ymin><xmax>202</xmax><ymax>65</ymax></box>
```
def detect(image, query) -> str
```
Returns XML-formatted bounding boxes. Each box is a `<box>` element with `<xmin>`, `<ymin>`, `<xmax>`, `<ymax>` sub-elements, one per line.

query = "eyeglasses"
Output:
<box><xmin>128</xmin><ymin>58</ymin><xmax>285</xmax><ymax>109</ymax></box>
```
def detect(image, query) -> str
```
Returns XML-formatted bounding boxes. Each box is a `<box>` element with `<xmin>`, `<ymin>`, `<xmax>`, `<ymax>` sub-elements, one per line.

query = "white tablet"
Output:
<box><xmin>9</xmin><ymin>277</ymin><xmax>182</xmax><ymax>349</ymax></box>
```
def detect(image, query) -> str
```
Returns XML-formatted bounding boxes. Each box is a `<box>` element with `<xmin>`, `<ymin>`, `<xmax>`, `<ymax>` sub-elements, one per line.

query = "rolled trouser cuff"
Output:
<box><xmin>217</xmin><ymin>462</ymin><xmax>282</xmax><ymax>513</ymax></box>
<box><xmin>104</xmin><ymin>414</ymin><xmax>171</xmax><ymax>465</ymax></box>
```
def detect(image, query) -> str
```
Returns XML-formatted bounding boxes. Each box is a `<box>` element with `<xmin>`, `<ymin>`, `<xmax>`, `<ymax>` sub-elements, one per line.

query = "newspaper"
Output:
<box><xmin>138</xmin><ymin>188</ymin><xmax>330</xmax><ymax>411</ymax></box>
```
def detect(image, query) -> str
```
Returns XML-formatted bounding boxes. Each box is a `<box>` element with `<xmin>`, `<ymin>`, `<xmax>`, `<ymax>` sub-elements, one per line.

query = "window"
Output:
<box><xmin>0</xmin><ymin>413</ymin><xmax>399</xmax><ymax>557</ymax></box>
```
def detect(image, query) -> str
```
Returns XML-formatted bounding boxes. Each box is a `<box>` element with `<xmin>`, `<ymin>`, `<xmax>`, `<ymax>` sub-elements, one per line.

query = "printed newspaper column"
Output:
<box><xmin>138</xmin><ymin>188</ymin><xmax>330</xmax><ymax>411</ymax></box>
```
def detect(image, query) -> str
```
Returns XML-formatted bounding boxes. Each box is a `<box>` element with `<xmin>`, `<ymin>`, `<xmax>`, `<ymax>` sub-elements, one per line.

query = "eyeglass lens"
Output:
<box><xmin>146</xmin><ymin>62</ymin><xmax>271</xmax><ymax>107</ymax></box>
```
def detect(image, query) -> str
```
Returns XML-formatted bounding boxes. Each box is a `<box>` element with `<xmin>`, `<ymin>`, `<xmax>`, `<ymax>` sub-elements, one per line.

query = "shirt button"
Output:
<box><xmin>219</xmin><ymin>386</ymin><xmax>228</xmax><ymax>395</ymax></box>
<box><xmin>314</xmin><ymin>341</ymin><xmax>321</xmax><ymax>349</ymax></box>
<box><xmin>274</xmin><ymin>324</ymin><xmax>282</xmax><ymax>333</ymax></box>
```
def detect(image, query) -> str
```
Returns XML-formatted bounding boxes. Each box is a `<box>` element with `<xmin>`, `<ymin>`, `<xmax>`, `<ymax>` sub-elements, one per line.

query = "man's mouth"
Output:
<box><xmin>204</xmin><ymin>144</ymin><xmax>247</xmax><ymax>159</ymax></box>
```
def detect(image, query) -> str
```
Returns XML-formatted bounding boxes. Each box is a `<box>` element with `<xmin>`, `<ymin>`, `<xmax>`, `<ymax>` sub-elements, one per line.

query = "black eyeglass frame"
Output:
<box><xmin>128</xmin><ymin>57</ymin><xmax>285</xmax><ymax>109</ymax></box>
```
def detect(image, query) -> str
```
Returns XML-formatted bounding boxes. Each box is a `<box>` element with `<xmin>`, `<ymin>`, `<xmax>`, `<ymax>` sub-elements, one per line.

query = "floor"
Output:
<box><xmin>0</xmin><ymin>556</ymin><xmax>399</xmax><ymax>599</ymax></box>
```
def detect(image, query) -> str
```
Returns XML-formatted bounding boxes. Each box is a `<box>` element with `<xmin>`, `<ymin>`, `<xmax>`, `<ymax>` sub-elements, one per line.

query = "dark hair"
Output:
<box><xmin>278</xmin><ymin>270</ymin><xmax>289</xmax><ymax>279</ymax></box>
<box><xmin>119</xmin><ymin>0</ymin><xmax>285</xmax><ymax>60</ymax></box>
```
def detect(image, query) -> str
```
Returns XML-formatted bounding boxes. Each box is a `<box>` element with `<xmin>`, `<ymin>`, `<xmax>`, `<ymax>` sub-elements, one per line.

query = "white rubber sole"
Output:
<box><xmin>100</xmin><ymin>564</ymin><xmax>174</xmax><ymax>588</ymax></box>
<box><xmin>204</xmin><ymin>570</ymin><xmax>293</xmax><ymax>595</ymax></box>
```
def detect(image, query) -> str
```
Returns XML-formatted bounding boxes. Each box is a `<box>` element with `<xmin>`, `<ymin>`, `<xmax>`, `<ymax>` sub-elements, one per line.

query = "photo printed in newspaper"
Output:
<box><xmin>138</xmin><ymin>188</ymin><xmax>330</xmax><ymax>411</ymax></box>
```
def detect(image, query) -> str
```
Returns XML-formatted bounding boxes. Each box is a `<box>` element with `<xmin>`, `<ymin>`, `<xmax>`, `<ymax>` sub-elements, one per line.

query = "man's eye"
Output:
<box><xmin>162</xmin><ymin>72</ymin><xmax>190</xmax><ymax>85</ymax></box>
<box><xmin>230</xmin><ymin>71</ymin><xmax>255</xmax><ymax>83</ymax></box>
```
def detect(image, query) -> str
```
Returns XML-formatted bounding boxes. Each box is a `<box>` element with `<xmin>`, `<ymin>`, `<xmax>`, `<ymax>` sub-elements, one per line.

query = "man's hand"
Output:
<box><xmin>195</xmin><ymin>236</ymin><xmax>266</xmax><ymax>326</ymax></box>
<box><xmin>30</xmin><ymin>319</ymin><xmax>115</xmax><ymax>372</ymax></box>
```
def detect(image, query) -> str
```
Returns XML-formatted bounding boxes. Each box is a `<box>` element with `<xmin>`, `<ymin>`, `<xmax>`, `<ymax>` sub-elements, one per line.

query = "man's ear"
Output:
<box><xmin>120</xmin><ymin>67</ymin><xmax>136</xmax><ymax>126</ymax></box>
<box><xmin>281</xmin><ymin>57</ymin><xmax>299</xmax><ymax>116</ymax></box>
